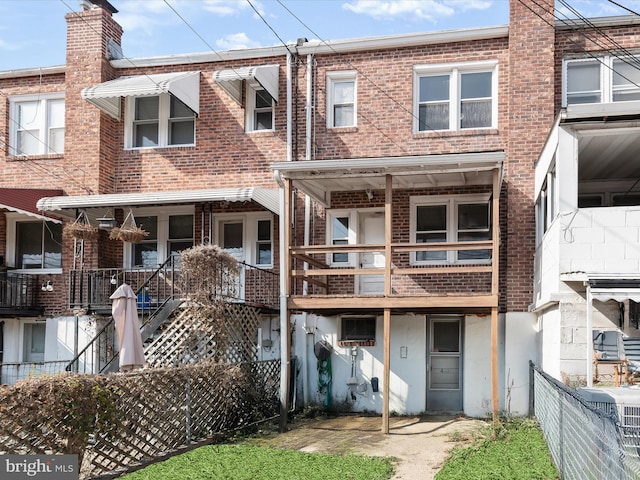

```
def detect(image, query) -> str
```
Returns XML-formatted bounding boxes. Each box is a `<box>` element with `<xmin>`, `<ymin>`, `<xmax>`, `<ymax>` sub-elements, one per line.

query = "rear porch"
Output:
<box><xmin>272</xmin><ymin>152</ymin><xmax>505</xmax><ymax>431</ymax></box>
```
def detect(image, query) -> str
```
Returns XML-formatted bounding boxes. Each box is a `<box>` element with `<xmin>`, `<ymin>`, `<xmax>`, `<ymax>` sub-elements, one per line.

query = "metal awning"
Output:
<box><xmin>589</xmin><ymin>279</ymin><xmax>640</xmax><ymax>302</ymax></box>
<box><xmin>213</xmin><ymin>65</ymin><xmax>279</xmax><ymax>105</ymax></box>
<box><xmin>36</xmin><ymin>187</ymin><xmax>280</xmax><ymax>219</ymax></box>
<box><xmin>271</xmin><ymin>151</ymin><xmax>504</xmax><ymax>206</ymax></box>
<box><xmin>0</xmin><ymin>188</ymin><xmax>63</xmax><ymax>223</ymax></box>
<box><xmin>81</xmin><ymin>71</ymin><xmax>200</xmax><ymax>120</ymax></box>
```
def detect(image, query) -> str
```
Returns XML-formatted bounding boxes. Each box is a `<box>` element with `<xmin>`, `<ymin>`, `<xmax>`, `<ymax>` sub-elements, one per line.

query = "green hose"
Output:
<box><xmin>317</xmin><ymin>356</ymin><xmax>332</xmax><ymax>410</ymax></box>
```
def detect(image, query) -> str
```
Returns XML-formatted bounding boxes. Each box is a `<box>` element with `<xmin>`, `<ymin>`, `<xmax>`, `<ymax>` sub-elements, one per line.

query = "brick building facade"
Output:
<box><xmin>1</xmin><ymin>0</ymin><xmax>639</xmax><ymax>422</ymax></box>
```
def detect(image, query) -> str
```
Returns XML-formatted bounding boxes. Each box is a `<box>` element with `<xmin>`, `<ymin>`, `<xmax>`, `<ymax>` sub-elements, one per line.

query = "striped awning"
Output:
<box><xmin>213</xmin><ymin>65</ymin><xmax>279</xmax><ymax>105</ymax></box>
<box><xmin>81</xmin><ymin>71</ymin><xmax>200</xmax><ymax>120</ymax></box>
<box><xmin>36</xmin><ymin>187</ymin><xmax>280</xmax><ymax>218</ymax></box>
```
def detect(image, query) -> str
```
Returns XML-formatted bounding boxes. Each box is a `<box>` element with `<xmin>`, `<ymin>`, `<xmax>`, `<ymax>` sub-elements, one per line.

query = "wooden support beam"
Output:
<box><xmin>383</xmin><ymin>308</ymin><xmax>391</xmax><ymax>434</ymax></box>
<box><xmin>383</xmin><ymin>175</ymin><xmax>392</xmax><ymax>435</ymax></box>
<box><xmin>491</xmin><ymin>168</ymin><xmax>501</xmax><ymax>423</ymax></box>
<box><xmin>491</xmin><ymin>306</ymin><xmax>499</xmax><ymax>423</ymax></box>
<box><xmin>287</xmin><ymin>294</ymin><xmax>499</xmax><ymax>310</ymax></box>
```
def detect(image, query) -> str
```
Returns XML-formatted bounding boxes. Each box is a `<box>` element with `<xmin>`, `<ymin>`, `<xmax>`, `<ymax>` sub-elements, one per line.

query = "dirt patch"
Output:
<box><xmin>248</xmin><ymin>414</ymin><xmax>487</xmax><ymax>480</ymax></box>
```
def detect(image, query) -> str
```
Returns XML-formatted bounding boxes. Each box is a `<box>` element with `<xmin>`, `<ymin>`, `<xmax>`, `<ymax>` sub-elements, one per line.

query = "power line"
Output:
<box><xmin>608</xmin><ymin>0</ymin><xmax>640</xmax><ymax>17</ymax></box>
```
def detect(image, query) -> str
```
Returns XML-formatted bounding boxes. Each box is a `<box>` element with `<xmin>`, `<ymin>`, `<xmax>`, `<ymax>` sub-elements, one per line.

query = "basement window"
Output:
<box><xmin>339</xmin><ymin>315</ymin><xmax>376</xmax><ymax>347</ymax></box>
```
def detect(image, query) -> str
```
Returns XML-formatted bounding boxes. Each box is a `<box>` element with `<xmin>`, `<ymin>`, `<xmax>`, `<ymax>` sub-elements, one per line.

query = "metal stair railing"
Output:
<box><xmin>65</xmin><ymin>255</ymin><xmax>180</xmax><ymax>374</ymax></box>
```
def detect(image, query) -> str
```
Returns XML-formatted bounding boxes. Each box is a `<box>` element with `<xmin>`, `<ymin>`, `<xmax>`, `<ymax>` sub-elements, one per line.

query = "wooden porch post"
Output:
<box><xmin>279</xmin><ymin>178</ymin><xmax>292</xmax><ymax>432</ymax></box>
<box><xmin>491</xmin><ymin>168</ymin><xmax>501</xmax><ymax>422</ymax></box>
<box><xmin>383</xmin><ymin>174</ymin><xmax>392</xmax><ymax>434</ymax></box>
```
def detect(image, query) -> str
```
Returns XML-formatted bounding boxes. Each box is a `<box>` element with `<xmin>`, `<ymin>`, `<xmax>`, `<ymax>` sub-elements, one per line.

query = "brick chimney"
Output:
<box><xmin>506</xmin><ymin>0</ymin><xmax>556</xmax><ymax>312</ymax></box>
<box><xmin>64</xmin><ymin>0</ymin><xmax>123</xmax><ymax>196</ymax></box>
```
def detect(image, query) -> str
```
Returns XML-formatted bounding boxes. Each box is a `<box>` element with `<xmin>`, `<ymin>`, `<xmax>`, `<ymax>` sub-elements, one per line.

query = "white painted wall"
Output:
<box><xmin>291</xmin><ymin>313</ymin><xmax>427</xmax><ymax>415</ymax></box>
<box><xmin>558</xmin><ymin>207</ymin><xmax>640</xmax><ymax>275</ymax></box>
<box><xmin>504</xmin><ymin>312</ymin><xmax>537</xmax><ymax>416</ymax></box>
<box><xmin>1</xmin><ymin>315</ymin><xmax>97</xmax><ymax>384</ymax></box>
<box><xmin>463</xmin><ymin>314</ymin><xmax>505</xmax><ymax>417</ymax></box>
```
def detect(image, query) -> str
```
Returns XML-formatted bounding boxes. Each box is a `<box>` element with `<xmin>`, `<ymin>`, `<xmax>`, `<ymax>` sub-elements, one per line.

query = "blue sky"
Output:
<box><xmin>0</xmin><ymin>0</ymin><xmax>638</xmax><ymax>71</ymax></box>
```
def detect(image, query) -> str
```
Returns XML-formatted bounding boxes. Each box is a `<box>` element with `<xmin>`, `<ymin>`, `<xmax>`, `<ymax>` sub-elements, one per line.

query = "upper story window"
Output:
<box><xmin>327</xmin><ymin>71</ymin><xmax>357</xmax><ymax>128</ymax></box>
<box><xmin>9</xmin><ymin>94</ymin><xmax>65</xmax><ymax>156</ymax></box>
<box><xmin>125</xmin><ymin>94</ymin><xmax>195</xmax><ymax>149</ymax></box>
<box><xmin>414</xmin><ymin>61</ymin><xmax>497</xmax><ymax>132</ymax></box>
<box><xmin>246</xmin><ymin>84</ymin><xmax>274</xmax><ymax>132</ymax></box>
<box><xmin>564</xmin><ymin>56</ymin><xmax>640</xmax><ymax>106</ymax></box>
<box><xmin>410</xmin><ymin>194</ymin><xmax>491</xmax><ymax>265</ymax></box>
<box><xmin>6</xmin><ymin>214</ymin><xmax>62</xmax><ymax>271</ymax></box>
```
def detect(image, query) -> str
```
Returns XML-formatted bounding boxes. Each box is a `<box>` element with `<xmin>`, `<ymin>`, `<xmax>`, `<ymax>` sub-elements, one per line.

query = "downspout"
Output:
<box><xmin>302</xmin><ymin>53</ymin><xmax>314</xmax><ymax>405</ymax></box>
<box><xmin>278</xmin><ymin>51</ymin><xmax>294</xmax><ymax>431</ymax></box>
<box><xmin>586</xmin><ymin>283</ymin><xmax>593</xmax><ymax>387</ymax></box>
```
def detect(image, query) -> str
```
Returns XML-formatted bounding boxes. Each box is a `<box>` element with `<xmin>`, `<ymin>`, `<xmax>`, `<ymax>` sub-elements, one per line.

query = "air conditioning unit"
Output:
<box><xmin>579</xmin><ymin>387</ymin><xmax>640</xmax><ymax>449</ymax></box>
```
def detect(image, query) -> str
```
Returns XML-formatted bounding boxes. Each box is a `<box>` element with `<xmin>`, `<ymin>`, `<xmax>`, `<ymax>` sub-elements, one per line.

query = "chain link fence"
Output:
<box><xmin>531</xmin><ymin>362</ymin><xmax>640</xmax><ymax>480</ymax></box>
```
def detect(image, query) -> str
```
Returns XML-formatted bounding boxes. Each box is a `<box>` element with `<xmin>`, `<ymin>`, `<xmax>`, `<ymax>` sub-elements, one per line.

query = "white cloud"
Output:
<box><xmin>343</xmin><ymin>0</ymin><xmax>453</xmax><ymax>21</ymax></box>
<box><xmin>0</xmin><ymin>38</ymin><xmax>21</xmax><ymax>52</ymax></box>
<box><xmin>201</xmin><ymin>0</ymin><xmax>265</xmax><ymax>17</ymax></box>
<box><xmin>215</xmin><ymin>32</ymin><xmax>262</xmax><ymax>50</ymax></box>
<box><xmin>342</xmin><ymin>0</ymin><xmax>496</xmax><ymax>21</ymax></box>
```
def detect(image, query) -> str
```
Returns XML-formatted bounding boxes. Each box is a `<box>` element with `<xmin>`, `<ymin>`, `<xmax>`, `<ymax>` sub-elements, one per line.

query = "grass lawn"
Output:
<box><xmin>119</xmin><ymin>444</ymin><xmax>393</xmax><ymax>480</ymax></box>
<box><xmin>435</xmin><ymin>418</ymin><xmax>559</xmax><ymax>480</ymax></box>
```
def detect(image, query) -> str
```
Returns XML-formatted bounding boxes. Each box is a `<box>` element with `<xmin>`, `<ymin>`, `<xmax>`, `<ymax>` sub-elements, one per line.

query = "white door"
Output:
<box><xmin>359</xmin><ymin>212</ymin><xmax>385</xmax><ymax>294</ymax></box>
<box><xmin>23</xmin><ymin>323</ymin><xmax>45</xmax><ymax>362</ymax></box>
<box><xmin>220</xmin><ymin>221</ymin><xmax>245</xmax><ymax>300</ymax></box>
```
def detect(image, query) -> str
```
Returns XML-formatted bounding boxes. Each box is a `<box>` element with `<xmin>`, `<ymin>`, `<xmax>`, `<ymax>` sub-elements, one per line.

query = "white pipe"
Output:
<box><xmin>586</xmin><ymin>285</ymin><xmax>593</xmax><ymax>387</ymax></box>
<box><xmin>306</xmin><ymin>54</ymin><xmax>313</xmax><ymax>161</ymax></box>
<box><xmin>301</xmin><ymin>53</ymin><xmax>314</xmax><ymax>404</ymax></box>
<box><xmin>279</xmin><ymin>53</ymin><xmax>293</xmax><ymax>422</ymax></box>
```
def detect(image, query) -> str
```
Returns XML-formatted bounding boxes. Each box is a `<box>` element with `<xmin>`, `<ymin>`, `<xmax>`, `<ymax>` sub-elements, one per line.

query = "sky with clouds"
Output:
<box><xmin>0</xmin><ymin>0</ymin><xmax>638</xmax><ymax>71</ymax></box>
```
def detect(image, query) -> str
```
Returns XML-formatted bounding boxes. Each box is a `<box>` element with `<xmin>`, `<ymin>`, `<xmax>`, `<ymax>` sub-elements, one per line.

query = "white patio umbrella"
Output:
<box><xmin>110</xmin><ymin>283</ymin><xmax>145</xmax><ymax>371</ymax></box>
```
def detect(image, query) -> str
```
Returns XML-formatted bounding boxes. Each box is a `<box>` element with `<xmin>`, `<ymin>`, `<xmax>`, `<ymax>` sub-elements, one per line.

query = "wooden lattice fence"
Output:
<box><xmin>145</xmin><ymin>302</ymin><xmax>263</xmax><ymax>366</ymax></box>
<box><xmin>0</xmin><ymin>359</ymin><xmax>280</xmax><ymax>479</ymax></box>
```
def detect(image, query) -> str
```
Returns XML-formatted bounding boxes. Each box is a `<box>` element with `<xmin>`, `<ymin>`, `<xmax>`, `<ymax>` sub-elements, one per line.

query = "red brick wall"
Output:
<box><xmin>505</xmin><ymin>0</ymin><xmax>556</xmax><ymax>312</ymax></box>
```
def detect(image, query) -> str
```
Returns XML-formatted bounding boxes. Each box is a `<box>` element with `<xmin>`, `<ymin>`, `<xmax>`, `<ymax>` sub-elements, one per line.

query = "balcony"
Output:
<box><xmin>536</xmin><ymin>206</ymin><xmax>640</xmax><ymax>296</ymax></box>
<box><xmin>0</xmin><ymin>270</ymin><xmax>43</xmax><ymax>316</ymax></box>
<box><xmin>68</xmin><ymin>261</ymin><xmax>280</xmax><ymax>314</ymax></box>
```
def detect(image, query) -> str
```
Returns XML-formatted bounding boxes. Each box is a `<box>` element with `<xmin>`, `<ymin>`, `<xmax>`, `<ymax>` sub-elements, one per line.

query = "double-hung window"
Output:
<box><xmin>246</xmin><ymin>84</ymin><xmax>274</xmax><ymax>132</ymax></box>
<box><xmin>127</xmin><ymin>93</ymin><xmax>195</xmax><ymax>148</ymax></box>
<box><xmin>327</xmin><ymin>71</ymin><xmax>357</xmax><ymax>128</ymax></box>
<box><xmin>414</xmin><ymin>61</ymin><xmax>497</xmax><ymax>132</ymax></box>
<box><xmin>126</xmin><ymin>208</ymin><xmax>194</xmax><ymax>268</ymax></box>
<box><xmin>411</xmin><ymin>194</ymin><xmax>491</xmax><ymax>264</ymax></box>
<box><xmin>6</xmin><ymin>214</ymin><xmax>62</xmax><ymax>271</ymax></box>
<box><xmin>9</xmin><ymin>94</ymin><xmax>65</xmax><ymax>156</ymax></box>
<box><xmin>564</xmin><ymin>56</ymin><xmax>640</xmax><ymax>105</ymax></box>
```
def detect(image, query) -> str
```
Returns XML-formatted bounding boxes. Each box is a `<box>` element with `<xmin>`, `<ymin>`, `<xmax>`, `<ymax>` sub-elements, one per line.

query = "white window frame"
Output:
<box><xmin>124</xmin><ymin>93</ymin><xmax>195</xmax><ymax>149</ymax></box>
<box><xmin>255</xmin><ymin>218</ymin><xmax>274</xmax><ymax>267</ymax></box>
<box><xmin>410</xmin><ymin>194</ymin><xmax>491</xmax><ymax>266</ymax></box>
<box><xmin>246</xmin><ymin>82</ymin><xmax>274</xmax><ymax>132</ymax></box>
<box><xmin>327</xmin><ymin>71</ymin><xmax>357</xmax><ymax>128</ymax></box>
<box><xmin>413</xmin><ymin>61</ymin><xmax>498</xmax><ymax>133</ymax></box>
<box><xmin>326</xmin><ymin>209</ymin><xmax>357</xmax><ymax>266</ymax></box>
<box><xmin>563</xmin><ymin>56</ymin><xmax>640</xmax><ymax>106</ymax></box>
<box><xmin>123</xmin><ymin>206</ymin><xmax>195</xmax><ymax>268</ymax></box>
<box><xmin>214</xmin><ymin>212</ymin><xmax>275</xmax><ymax>268</ymax></box>
<box><xmin>9</xmin><ymin>93</ymin><xmax>65</xmax><ymax>156</ymax></box>
<box><xmin>5</xmin><ymin>212</ymin><xmax>63</xmax><ymax>273</ymax></box>
<box><xmin>21</xmin><ymin>321</ymin><xmax>47</xmax><ymax>363</ymax></box>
